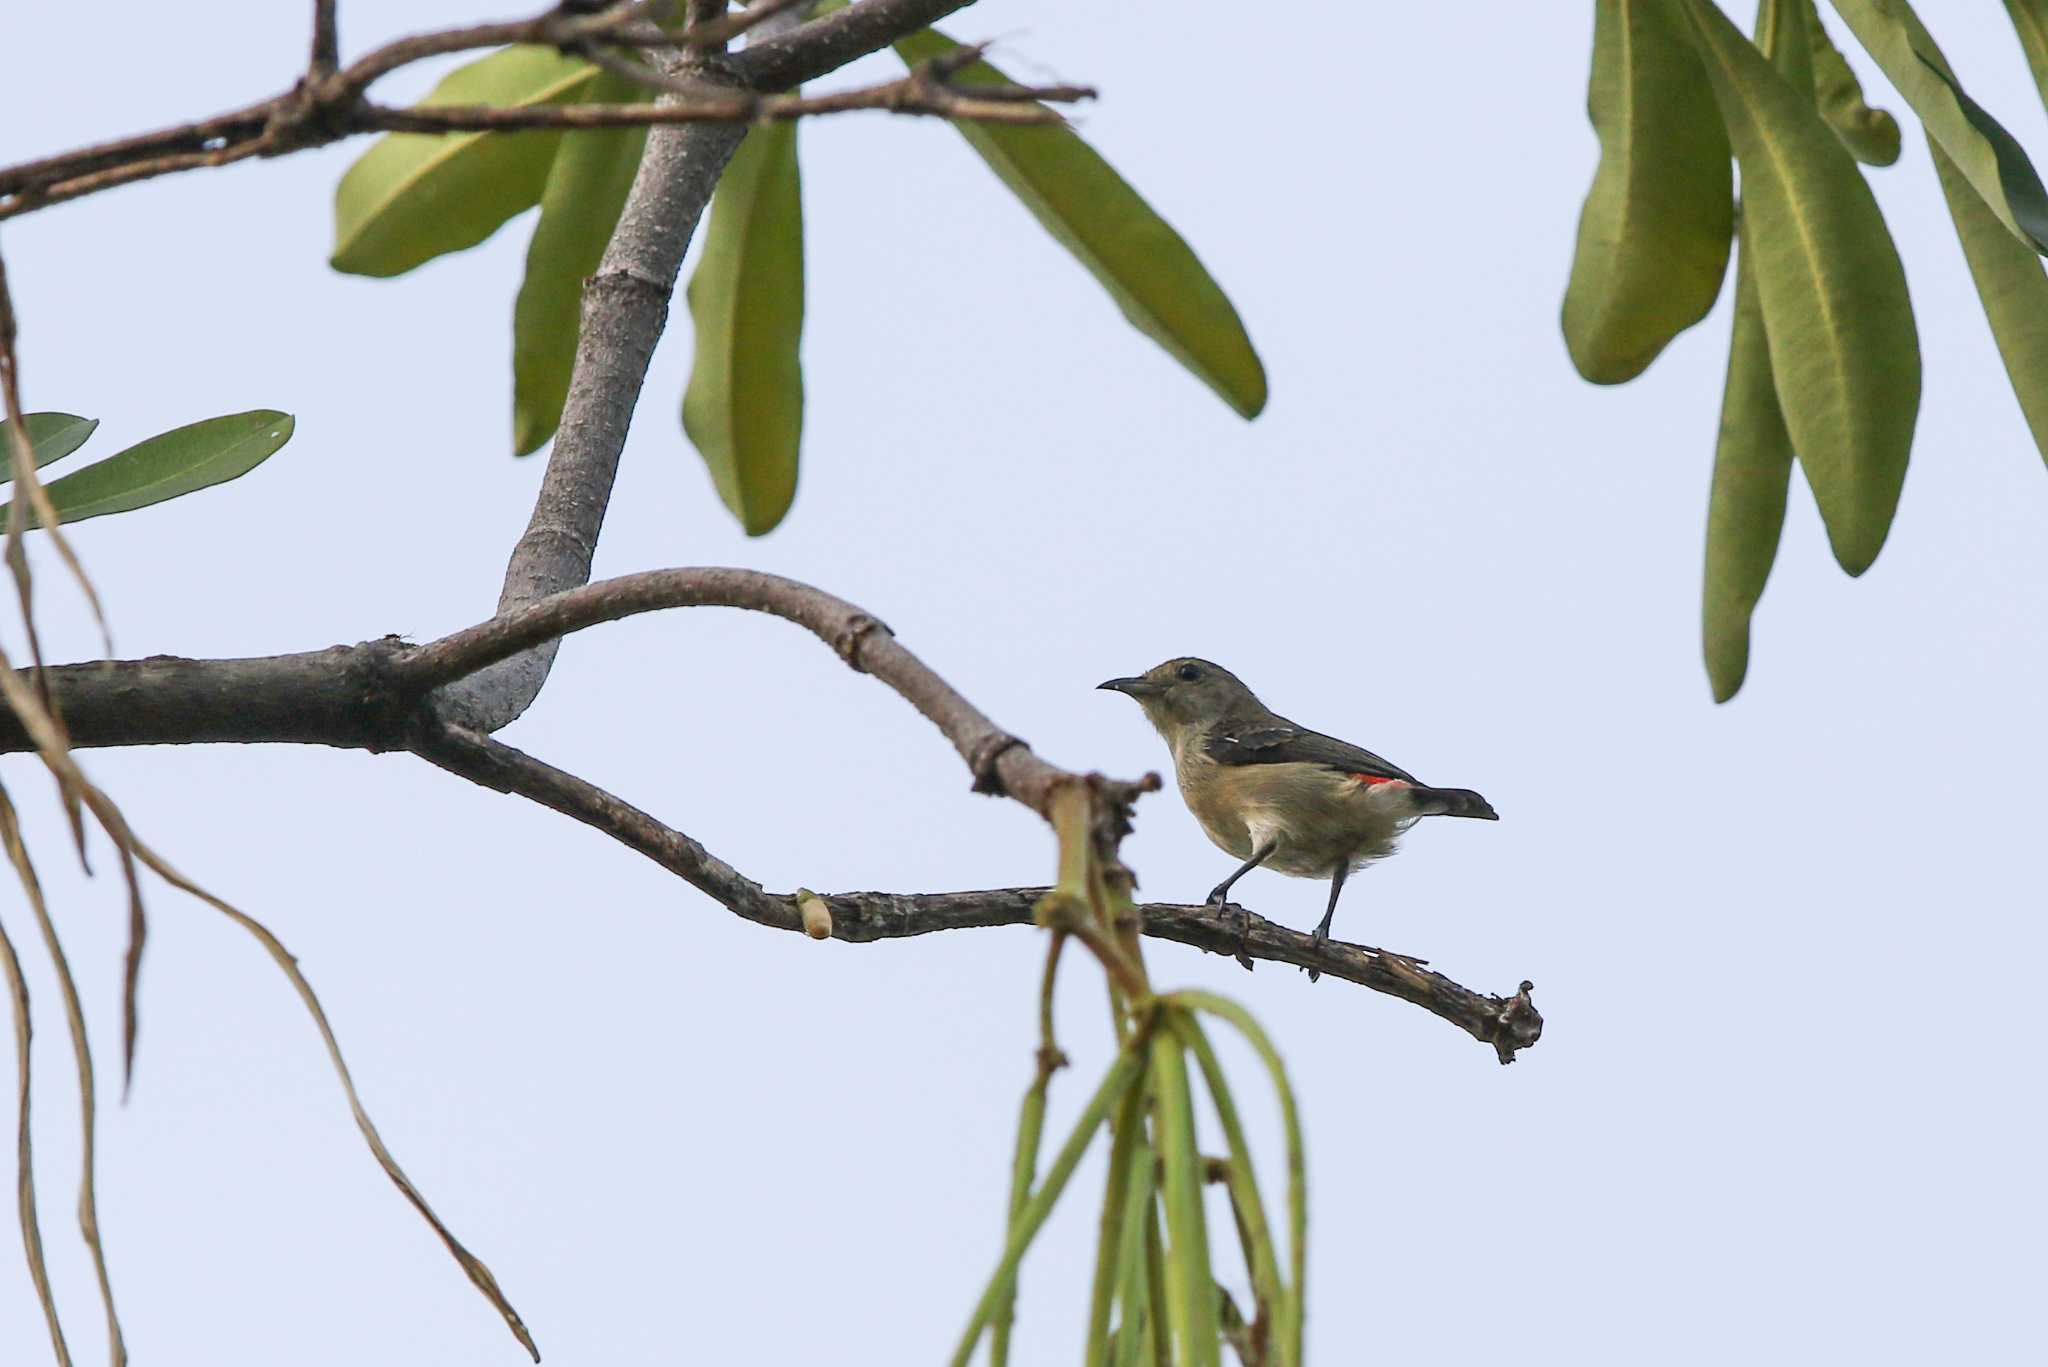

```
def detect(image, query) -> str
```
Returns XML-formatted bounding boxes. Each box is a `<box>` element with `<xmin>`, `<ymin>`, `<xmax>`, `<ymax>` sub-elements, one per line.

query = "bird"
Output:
<box><xmin>1098</xmin><ymin>658</ymin><xmax>1497</xmax><ymax>977</ymax></box>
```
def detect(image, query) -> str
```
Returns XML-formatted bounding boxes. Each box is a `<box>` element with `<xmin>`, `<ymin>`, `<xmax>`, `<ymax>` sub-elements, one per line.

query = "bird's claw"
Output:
<box><xmin>1306</xmin><ymin>926</ymin><xmax>1326</xmax><ymax>984</ymax></box>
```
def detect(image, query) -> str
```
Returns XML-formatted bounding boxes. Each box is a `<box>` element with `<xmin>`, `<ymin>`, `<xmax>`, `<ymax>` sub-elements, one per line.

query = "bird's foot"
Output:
<box><xmin>1233</xmin><ymin>905</ymin><xmax>1254</xmax><ymax>973</ymax></box>
<box><xmin>1306</xmin><ymin>926</ymin><xmax>1326</xmax><ymax>984</ymax></box>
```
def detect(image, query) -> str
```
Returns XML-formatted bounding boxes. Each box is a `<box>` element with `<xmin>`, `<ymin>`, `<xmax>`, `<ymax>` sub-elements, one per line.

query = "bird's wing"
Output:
<box><xmin>1203</xmin><ymin>721</ymin><xmax>1421</xmax><ymax>785</ymax></box>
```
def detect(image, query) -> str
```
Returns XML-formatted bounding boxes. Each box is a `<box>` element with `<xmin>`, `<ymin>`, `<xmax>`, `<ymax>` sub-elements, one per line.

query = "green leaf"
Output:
<box><xmin>1085</xmin><ymin>1071</ymin><xmax>1149</xmax><ymax>1367</ymax></box>
<box><xmin>1703</xmin><ymin>235</ymin><xmax>1795</xmax><ymax>703</ymax></box>
<box><xmin>1172</xmin><ymin>1012</ymin><xmax>1290</xmax><ymax>1367</ymax></box>
<box><xmin>0</xmin><ymin>414</ymin><xmax>98</xmax><ymax>482</ymax></box>
<box><xmin>1802</xmin><ymin>0</ymin><xmax>1901</xmax><ymax>164</ymax></box>
<box><xmin>893</xmin><ymin>26</ymin><xmax>1267</xmax><ymax>419</ymax></box>
<box><xmin>1149</xmin><ymin>1023</ymin><xmax>1218</xmax><ymax>1367</ymax></box>
<box><xmin>1561</xmin><ymin>0</ymin><xmax>1735</xmax><ymax>384</ymax></box>
<box><xmin>1825</xmin><ymin>0</ymin><xmax>2048</xmax><ymax>253</ymax></box>
<box><xmin>681</xmin><ymin>122</ymin><xmax>805</xmax><ymax>536</ymax></box>
<box><xmin>947</xmin><ymin>1044</ymin><xmax>1145</xmax><ymax>1367</ymax></box>
<box><xmin>1680</xmin><ymin>0</ymin><xmax>1919</xmax><ymax>575</ymax></box>
<box><xmin>2007</xmin><ymin>1</ymin><xmax>2048</xmax><ymax>108</ymax></box>
<box><xmin>1109</xmin><ymin>1136</ymin><xmax>1157</xmax><ymax>1367</ymax></box>
<box><xmin>1932</xmin><ymin>145</ymin><xmax>2048</xmax><ymax>469</ymax></box>
<box><xmin>332</xmin><ymin>47</ymin><xmax>596</xmax><ymax>278</ymax></box>
<box><xmin>1170</xmin><ymin>992</ymin><xmax>1304</xmax><ymax>1367</ymax></box>
<box><xmin>511</xmin><ymin>69</ymin><xmax>650</xmax><ymax>456</ymax></box>
<box><xmin>0</xmin><ymin>411</ymin><xmax>294</xmax><ymax>528</ymax></box>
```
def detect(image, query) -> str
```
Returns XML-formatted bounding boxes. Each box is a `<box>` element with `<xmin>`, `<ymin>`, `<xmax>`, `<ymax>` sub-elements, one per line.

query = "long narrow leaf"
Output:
<box><xmin>0</xmin><ymin>411</ymin><xmax>294</xmax><ymax>529</ymax></box>
<box><xmin>1932</xmin><ymin>145</ymin><xmax>2048</xmax><ymax>468</ymax></box>
<box><xmin>681</xmin><ymin>123</ymin><xmax>805</xmax><ymax>535</ymax></box>
<box><xmin>1172</xmin><ymin>991</ymin><xmax>1306</xmax><ymax>1367</ymax></box>
<box><xmin>1827</xmin><ymin>0</ymin><xmax>2048</xmax><ymax>252</ymax></box>
<box><xmin>1704</xmin><ymin>231</ymin><xmax>1796</xmax><ymax>702</ymax></box>
<box><xmin>1702</xmin><ymin>0</ymin><xmax>1808</xmax><ymax>704</ymax></box>
<box><xmin>1086</xmin><ymin>1076</ymin><xmax>1150</xmax><ymax>1367</ymax></box>
<box><xmin>2009</xmin><ymin>1</ymin><xmax>2048</xmax><ymax>108</ymax></box>
<box><xmin>948</xmin><ymin>1045</ymin><xmax>1147</xmax><ymax>1367</ymax></box>
<box><xmin>0</xmin><ymin>788</ymin><xmax>126</xmax><ymax>1365</ymax></box>
<box><xmin>332</xmin><ymin>47</ymin><xmax>595</xmax><ymax>277</ymax></box>
<box><xmin>0</xmin><ymin>413</ymin><xmax>97</xmax><ymax>481</ymax></box>
<box><xmin>79</xmin><ymin>793</ymin><xmax>540</xmax><ymax>1361</ymax></box>
<box><xmin>1173</xmin><ymin>1013</ymin><xmax>1288</xmax><ymax>1367</ymax></box>
<box><xmin>511</xmin><ymin>69</ymin><xmax>650</xmax><ymax>456</ymax></box>
<box><xmin>0</xmin><ymin>899</ymin><xmax>72</xmax><ymax>1365</ymax></box>
<box><xmin>1111</xmin><ymin>1139</ymin><xmax>1158</xmax><ymax>1367</ymax></box>
<box><xmin>1801</xmin><ymin>0</ymin><xmax>1901</xmax><ymax>164</ymax></box>
<box><xmin>893</xmin><ymin>27</ymin><xmax>1266</xmax><ymax>419</ymax></box>
<box><xmin>1680</xmin><ymin>0</ymin><xmax>1919</xmax><ymax>576</ymax></box>
<box><xmin>992</xmin><ymin>1057</ymin><xmax>1055</xmax><ymax>1366</ymax></box>
<box><xmin>1561</xmin><ymin>0</ymin><xmax>1734</xmax><ymax>383</ymax></box>
<box><xmin>1150</xmin><ymin>1023</ymin><xmax>1218</xmax><ymax>1367</ymax></box>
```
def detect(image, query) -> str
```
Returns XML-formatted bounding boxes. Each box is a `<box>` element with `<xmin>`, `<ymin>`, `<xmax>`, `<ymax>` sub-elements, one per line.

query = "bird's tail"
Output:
<box><xmin>1412</xmin><ymin>786</ymin><xmax>1498</xmax><ymax>820</ymax></box>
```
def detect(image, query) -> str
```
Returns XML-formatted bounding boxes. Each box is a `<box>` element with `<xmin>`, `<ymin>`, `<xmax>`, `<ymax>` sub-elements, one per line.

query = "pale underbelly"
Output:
<box><xmin>1182</xmin><ymin>764</ymin><xmax>1420</xmax><ymax>877</ymax></box>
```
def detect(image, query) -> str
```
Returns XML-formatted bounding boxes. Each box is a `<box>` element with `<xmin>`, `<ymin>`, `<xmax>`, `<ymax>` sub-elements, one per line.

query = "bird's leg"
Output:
<box><xmin>1207</xmin><ymin>839</ymin><xmax>1275</xmax><ymax>973</ymax></box>
<box><xmin>1306</xmin><ymin>863</ymin><xmax>1349</xmax><ymax>984</ymax></box>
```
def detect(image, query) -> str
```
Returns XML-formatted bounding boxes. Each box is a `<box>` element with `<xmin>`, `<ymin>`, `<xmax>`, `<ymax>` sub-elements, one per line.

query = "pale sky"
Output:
<box><xmin>2</xmin><ymin>2</ymin><xmax>2044</xmax><ymax>1362</ymax></box>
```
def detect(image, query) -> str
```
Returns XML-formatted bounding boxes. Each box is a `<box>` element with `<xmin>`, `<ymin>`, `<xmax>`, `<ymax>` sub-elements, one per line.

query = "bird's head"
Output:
<box><xmin>1097</xmin><ymin>657</ymin><xmax>1258</xmax><ymax>733</ymax></box>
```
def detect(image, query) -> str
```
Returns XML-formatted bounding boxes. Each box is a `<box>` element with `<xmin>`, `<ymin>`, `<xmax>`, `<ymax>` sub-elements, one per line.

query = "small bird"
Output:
<box><xmin>1098</xmin><ymin>658</ymin><xmax>1497</xmax><ymax>974</ymax></box>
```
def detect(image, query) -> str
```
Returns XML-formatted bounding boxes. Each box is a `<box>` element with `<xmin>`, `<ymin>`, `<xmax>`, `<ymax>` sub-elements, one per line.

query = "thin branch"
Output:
<box><xmin>310</xmin><ymin>0</ymin><xmax>340</xmax><ymax>77</ymax></box>
<box><xmin>0</xmin><ymin>0</ymin><xmax>1036</xmax><ymax>220</ymax></box>
<box><xmin>404</xmin><ymin>568</ymin><xmax>1083</xmax><ymax>815</ymax></box>
<box><xmin>408</xmin><ymin>723</ymin><xmax>1544</xmax><ymax>1063</ymax></box>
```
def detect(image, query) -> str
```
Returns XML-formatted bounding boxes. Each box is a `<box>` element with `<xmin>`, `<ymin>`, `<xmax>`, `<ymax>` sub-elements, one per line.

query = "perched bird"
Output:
<box><xmin>1098</xmin><ymin>658</ymin><xmax>1497</xmax><ymax>974</ymax></box>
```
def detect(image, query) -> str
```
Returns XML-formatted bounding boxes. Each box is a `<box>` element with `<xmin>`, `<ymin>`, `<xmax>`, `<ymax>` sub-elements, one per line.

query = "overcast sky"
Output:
<box><xmin>2</xmin><ymin>2</ymin><xmax>2045</xmax><ymax>1363</ymax></box>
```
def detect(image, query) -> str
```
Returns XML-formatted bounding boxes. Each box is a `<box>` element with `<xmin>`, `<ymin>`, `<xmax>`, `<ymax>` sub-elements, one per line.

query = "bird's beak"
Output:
<box><xmin>1097</xmin><ymin>676</ymin><xmax>1164</xmax><ymax>698</ymax></box>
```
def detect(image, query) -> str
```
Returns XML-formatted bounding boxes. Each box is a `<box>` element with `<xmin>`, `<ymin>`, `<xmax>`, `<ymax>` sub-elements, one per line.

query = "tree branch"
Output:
<box><xmin>0</xmin><ymin>569</ymin><xmax>1544</xmax><ymax>1062</ymax></box>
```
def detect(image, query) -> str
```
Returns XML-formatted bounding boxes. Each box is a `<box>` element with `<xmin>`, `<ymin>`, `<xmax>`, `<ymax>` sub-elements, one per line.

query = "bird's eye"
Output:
<box><xmin>1176</xmin><ymin>663</ymin><xmax>1201</xmax><ymax>682</ymax></box>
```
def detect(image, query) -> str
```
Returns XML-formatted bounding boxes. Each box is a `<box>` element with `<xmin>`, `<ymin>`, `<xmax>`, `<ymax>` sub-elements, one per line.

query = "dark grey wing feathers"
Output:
<box><xmin>1203</xmin><ymin>720</ymin><xmax>1421</xmax><ymax>784</ymax></box>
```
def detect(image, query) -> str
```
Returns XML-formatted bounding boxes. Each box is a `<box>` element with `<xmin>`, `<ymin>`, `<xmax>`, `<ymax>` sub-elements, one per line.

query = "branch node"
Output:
<box><xmin>967</xmin><ymin>733</ymin><xmax>1028</xmax><ymax>795</ymax></box>
<box><xmin>1489</xmin><ymin>981</ymin><xmax>1543</xmax><ymax>1066</ymax></box>
<box><xmin>830</xmin><ymin>611</ymin><xmax>891</xmax><ymax>672</ymax></box>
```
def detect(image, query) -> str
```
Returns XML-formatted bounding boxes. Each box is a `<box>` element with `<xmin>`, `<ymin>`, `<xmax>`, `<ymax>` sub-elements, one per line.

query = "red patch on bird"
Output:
<box><xmin>1351</xmin><ymin>774</ymin><xmax>1405</xmax><ymax>787</ymax></box>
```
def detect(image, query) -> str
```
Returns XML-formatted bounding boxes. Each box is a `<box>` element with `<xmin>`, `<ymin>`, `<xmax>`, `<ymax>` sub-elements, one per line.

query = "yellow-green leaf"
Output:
<box><xmin>2008</xmin><ymin>0</ymin><xmax>2048</xmax><ymax>107</ymax></box>
<box><xmin>332</xmin><ymin>47</ymin><xmax>595</xmax><ymax>278</ymax></box>
<box><xmin>1681</xmin><ymin>0</ymin><xmax>1919</xmax><ymax>575</ymax></box>
<box><xmin>1826</xmin><ymin>0</ymin><xmax>2048</xmax><ymax>253</ymax></box>
<box><xmin>1562</xmin><ymin>0</ymin><xmax>1735</xmax><ymax>384</ymax></box>
<box><xmin>893</xmin><ymin>27</ymin><xmax>1266</xmax><ymax>419</ymax></box>
<box><xmin>1802</xmin><ymin>0</ymin><xmax>1901</xmax><ymax>164</ymax></box>
<box><xmin>681</xmin><ymin>123</ymin><xmax>804</xmax><ymax>536</ymax></box>
<box><xmin>1</xmin><ymin>411</ymin><xmax>294</xmax><ymax>528</ymax></box>
<box><xmin>1703</xmin><ymin>234</ymin><xmax>1795</xmax><ymax>702</ymax></box>
<box><xmin>1932</xmin><ymin>145</ymin><xmax>2048</xmax><ymax>468</ymax></box>
<box><xmin>511</xmin><ymin>69</ymin><xmax>650</xmax><ymax>456</ymax></box>
<box><xmin>0</xmin><ymin>413</ymin><xmax>98</xmax><ymax>481</ymax></box>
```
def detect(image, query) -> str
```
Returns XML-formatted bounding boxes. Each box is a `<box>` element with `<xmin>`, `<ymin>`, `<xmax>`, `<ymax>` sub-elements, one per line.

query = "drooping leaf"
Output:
<box><xmin>1802</xmin><ymin>0</ymin><xmax>1901</xmax><ymax>164</ymax></box>
<box><xmin>1701</xmin><ymin>0</ymin><xmax>1806</xmax><ymax>704</ymax></box>
<box><xmin>1703</xmin><ymin>233</ymin><xmax>1795</xmax><ymax>702</ymax></box>
<box><xmin>1931</xmin><ymin>143</ymin><xmax>2048</xmax><ymax>469</ymax></box>
<box><xmin>1</xmin><ymin>411</ymin><xmax>295</xmax><ymax>528</ymax></box>
<box><xmin>681</xmin><ymin>122</ymin><xmax>805</xmax><ymax>536</ymax></box>
<box><xmin>0</xmin><ymin>413</ymin><xmax>98</xmax><ymax>481</ymax></box>
<box><xmin>511</xmin><ymin>69</ymin><xmax>650</xmax><ymax>456</ymax></box>
<box><xmin>1561</xmin><ymin>0</ymin><xmax>1734</xmax><ymax>384</ymax></box>
<box><xmin>1826</xmin><ymin>0</ymin><xmax>2048</xmax><ymax>253</ymax></box>
<box><xmin>2008</xmin><ymin>1</ymin><xmax>2048</xmax><ymax>108</ymax></box>
<box><xmin>332</xmin><ymin>47</ymin><xmax>596</xmax><ymax>278</ymax></box>
<box><xmin>1681</xmin><ymin>0</ymin><xmax>1919</xmax><ymax>575</ymax></box>
<box><xmin>893</xmin><ymin>26</ymin><xmax>1267</xmax><ymax>419</ymax></box>
<box><xmin>1149</xmin><ymin>1023</ymin><xmax>1219</xmax><ymax>1367</ymax></box>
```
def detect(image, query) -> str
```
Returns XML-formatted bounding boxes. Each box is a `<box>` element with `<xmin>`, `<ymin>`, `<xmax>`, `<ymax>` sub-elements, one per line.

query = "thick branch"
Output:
<box><xmin>735</xmin><ymin>0</ymin><xmax>976</xmax><ymax>88</ymax></box>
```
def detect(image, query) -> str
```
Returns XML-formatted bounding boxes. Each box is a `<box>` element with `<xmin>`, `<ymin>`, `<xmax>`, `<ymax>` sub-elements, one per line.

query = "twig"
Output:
<box><xmin>0</xmin><ymin>0</ymin><xmax>1042</xmax><ymax>220</ymax></box>
<box><xmin>310</xmin><ymin>0</ymin><xmax>340</xmax><ymax>77</ymax></box>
